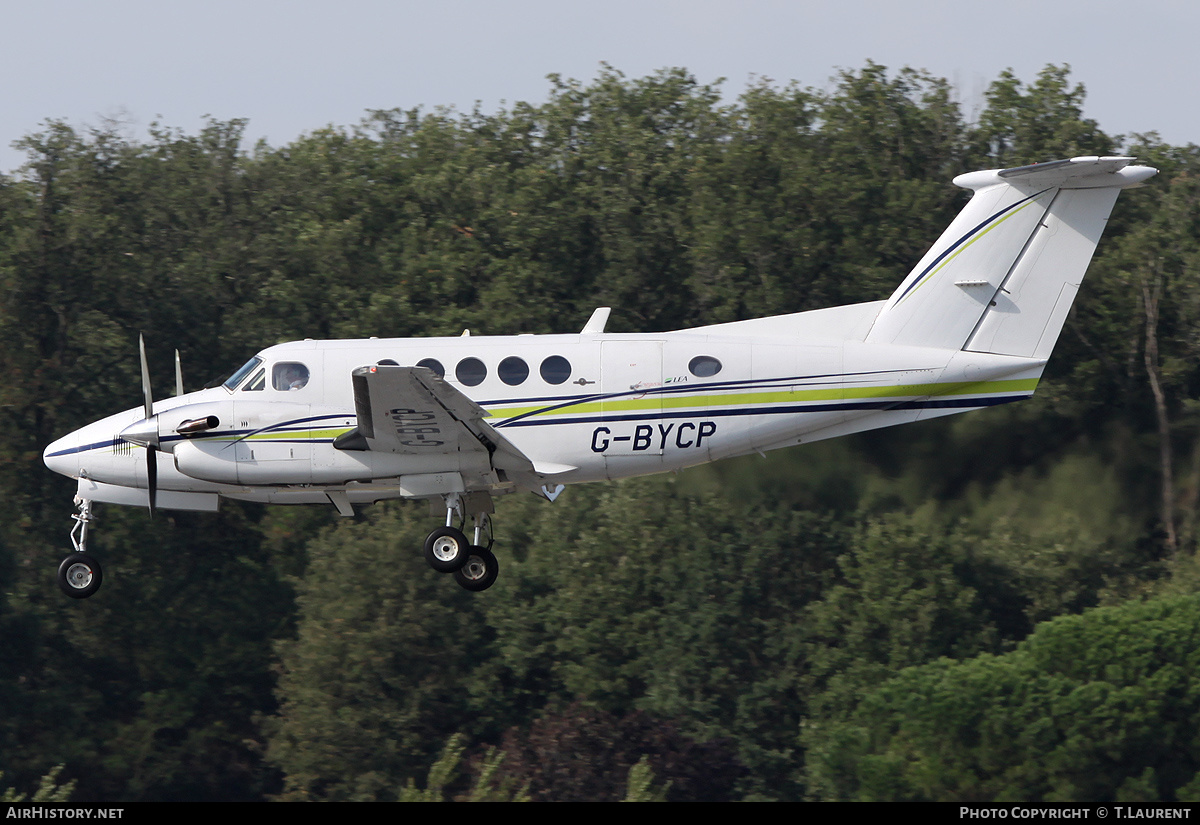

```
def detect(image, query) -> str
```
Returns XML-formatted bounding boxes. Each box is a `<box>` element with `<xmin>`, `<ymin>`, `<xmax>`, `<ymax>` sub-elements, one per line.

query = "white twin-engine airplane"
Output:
<box><xmin>43</xmin><ymin>156</ymin><xmax>1157</xmax><ymax>598</ymax></box>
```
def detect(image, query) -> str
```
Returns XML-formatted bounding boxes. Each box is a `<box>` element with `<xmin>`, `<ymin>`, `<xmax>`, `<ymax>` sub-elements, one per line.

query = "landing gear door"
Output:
<box><xmin>599</xmin><ymin>341</ymin><xmax>663</xmax><ymax>457</ymax></box>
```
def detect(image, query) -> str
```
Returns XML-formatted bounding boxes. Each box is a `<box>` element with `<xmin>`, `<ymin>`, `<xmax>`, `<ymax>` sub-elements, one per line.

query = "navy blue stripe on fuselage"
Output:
<box><xmin>47</xmin><ymin>393</ymin><xmax>1027</xmax><ymax>459</ymax></box>
<box><xmin>45</xmin><ymin>413</ymin><xmax>356</xmax><ymax>458</ymax></box>
<box><xmin>495</xmin><ymin>393</ymin><xmax>1030</xmax><ymax>427</ymax></box>
<box><xmin>489</xmin><ymin>368</ymin><xmax>936</xmax><ymax>427</ymax></box>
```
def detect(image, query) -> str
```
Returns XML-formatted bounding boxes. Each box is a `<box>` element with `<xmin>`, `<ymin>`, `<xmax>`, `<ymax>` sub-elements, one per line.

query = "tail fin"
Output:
<box><xmin>865</xmin><ymin>156</ymin><xmax>1157</xmax><ymax>356</ymax></box>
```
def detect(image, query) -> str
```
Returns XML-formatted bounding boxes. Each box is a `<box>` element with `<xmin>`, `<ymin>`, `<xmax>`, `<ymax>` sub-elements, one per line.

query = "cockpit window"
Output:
<box><xmin>243</xmin><ymin>368</ymin><xmax>266</xmax><ymax>391</ymax></box>
<box><xmin>273</xmin><ymin>362</ymin><xmax>310</xmax><ymax>391</ymax></box>
<box><xmin>222</xmin><ymin>357</ymin><xmax>263</xmax><ymax>391</ymax></box>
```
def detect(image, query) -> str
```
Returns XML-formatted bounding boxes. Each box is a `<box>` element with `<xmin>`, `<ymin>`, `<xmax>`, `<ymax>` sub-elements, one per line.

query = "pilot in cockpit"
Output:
<box><xmin>274</xmin><ymin>362</ymin><xmax>310</xmax><ymax>391</ymax></box>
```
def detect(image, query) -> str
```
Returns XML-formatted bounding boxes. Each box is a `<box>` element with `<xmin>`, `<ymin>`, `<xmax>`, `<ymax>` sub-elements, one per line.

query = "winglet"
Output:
<box><xmin>581</xmin><ymin>307</ymin><xmax>611</xmax><ymax>334</ymax></box>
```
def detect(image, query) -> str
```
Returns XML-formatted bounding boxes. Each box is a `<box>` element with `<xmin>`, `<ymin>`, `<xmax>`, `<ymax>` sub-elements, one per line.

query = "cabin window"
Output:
<box><xmin>223</xmin><ymin>356</ymin><xmax>262</xmax><ymax>391</ymax></box>
<box><xmin>273</xmin><ymin>362</ymin><xmax>310</xmax><ymax>391</ymax></box>
<box><xmin>417</xmin><ymin>358</ymin><xmax>445</xmax><ymax>378</ymax></box>
<box><xmin>498</xmin><ymin>356</ymin><xmax>529</xmax><ymax>386</ymax></box>
<box><xmin>456</xmin><ymin>357</ymin><xmax>487</xmax><ymax>387</ymax></box>
<box><xmin>540</xmin><ymin>355</ymin><xmax>572</xmax><ymax>385</ymax></box>
<box><xmin>688</xmin><ymin>355</ymin><xmax>722</xmax><ymax>378</ymax></box>
<box><xmin>242</xmin><ymin>368</ymin><xmax>266</xmax><ymax>392</ymax></box>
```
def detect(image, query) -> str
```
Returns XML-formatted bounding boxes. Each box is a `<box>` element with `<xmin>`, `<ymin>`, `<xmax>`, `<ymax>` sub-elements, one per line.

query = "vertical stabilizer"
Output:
<box><xmin>865</xmin><ymin>157</ymin><xmax>1157</xmax><ymax>355</ymax></box>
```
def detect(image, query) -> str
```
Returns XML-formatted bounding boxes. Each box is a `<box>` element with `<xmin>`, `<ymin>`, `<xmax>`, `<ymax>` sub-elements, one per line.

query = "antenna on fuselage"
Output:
<box><xmin>581</xmin><ymin>307</ymin><xmax>611</xmax><ymax>334</ymax></box>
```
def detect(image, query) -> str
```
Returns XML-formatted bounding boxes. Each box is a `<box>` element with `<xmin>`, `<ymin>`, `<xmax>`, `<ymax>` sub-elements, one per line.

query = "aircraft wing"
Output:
<box><xmin>338</xmin><ymin>364</ymin><xmax>538</xmax><ymax>475</ymax></box>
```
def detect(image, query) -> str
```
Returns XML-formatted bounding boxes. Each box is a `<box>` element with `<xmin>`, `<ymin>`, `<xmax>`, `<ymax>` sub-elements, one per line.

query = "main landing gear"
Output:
<box><xmin>57</xmin><ymin>492</ymin><xmax>502</xmax><ymax>598</ymax></box>
<box><xmin>422</xmin><ymin>493</ymin><xmax>499</xmax><ymax>592</ymax></box>
<box><xmin>58</xmin><ymin>497</ymin><xmax>103</xmax><ymax>599</ymax></box>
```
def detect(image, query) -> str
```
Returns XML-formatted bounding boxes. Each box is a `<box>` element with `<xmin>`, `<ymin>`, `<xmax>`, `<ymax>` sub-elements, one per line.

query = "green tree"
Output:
<box><xmin>972</xmin><ymin>64</ymin><xmax>1115</xmax><ymax>166</ymax></box>
<box><xmin>266</xmin><ymin>506</ymin><xmax>494</xmax><ymax>801</ymax></box>
<box><xmin>805</xmin><ymin>595</ymin><xmax>1200</xmax><ymax>802</ymax></box>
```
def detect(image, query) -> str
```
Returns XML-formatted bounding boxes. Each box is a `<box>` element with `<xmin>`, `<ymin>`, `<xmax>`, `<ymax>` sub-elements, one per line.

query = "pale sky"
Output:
<box><xmin>2</xmin><ymin>0</ymin><xmax>1195</xmax><ymax>174</ymax></box>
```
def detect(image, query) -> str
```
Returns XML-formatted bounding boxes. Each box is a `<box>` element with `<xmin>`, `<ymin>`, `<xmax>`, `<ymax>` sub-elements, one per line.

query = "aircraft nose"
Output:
<box><xmin>43</xmin><ymin>431</ymin><xmax>81</xmax><ymax>478</ymax></box>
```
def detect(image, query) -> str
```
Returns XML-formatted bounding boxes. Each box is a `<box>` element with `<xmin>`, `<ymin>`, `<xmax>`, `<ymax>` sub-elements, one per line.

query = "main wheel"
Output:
<box><xmin>57</xmin><ymin>552</ymin><xmax>103</xmax><ymax>599</ymax></box>
<box><xmin>454</xmin><ymin>546</ymin><xmax>499</xmax><ymax>592</ymax></box>
<box><xmin>424</xmin><ymin>526</ymin><xmax>470</xmax><ymax>573</ymax></box>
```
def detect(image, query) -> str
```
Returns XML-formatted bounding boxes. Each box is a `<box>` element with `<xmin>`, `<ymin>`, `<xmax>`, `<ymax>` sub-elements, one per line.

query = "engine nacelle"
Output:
<box><xmin>173</xmin><ymin>440</ymin><xmax>244</xmax><ymax>485</ymax></box>
<box><xmin>173</xmin><ymin>437</ymin><xmax>469</xmax><ymax>486</ymax></box>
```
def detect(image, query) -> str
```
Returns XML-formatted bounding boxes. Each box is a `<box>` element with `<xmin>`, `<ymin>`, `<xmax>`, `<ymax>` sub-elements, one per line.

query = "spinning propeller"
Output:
<box><xmin>140</xmin><ymin>336</ymin><xmax>157</xmax><ymax>517</ymax></box>
<box><xmin>117</xmin><ymin>335</ymin><xmax>180</xmax><ymax>517</ymax></box>
<box><xmin>115</xmin><ymin>335</ymin><xmax>159</xmax><ymax>516</ymax></box>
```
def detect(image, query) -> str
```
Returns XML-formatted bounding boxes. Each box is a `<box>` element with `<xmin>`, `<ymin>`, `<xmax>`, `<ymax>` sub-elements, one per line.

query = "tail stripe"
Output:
<box><xmin>893</xmin><ymin>187</ymin><xmax>1050</xmax><ymax>306</ymax></box>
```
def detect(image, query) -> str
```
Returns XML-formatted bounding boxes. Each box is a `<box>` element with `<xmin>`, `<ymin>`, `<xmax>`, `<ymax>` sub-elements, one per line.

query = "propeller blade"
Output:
<box><xmin>175</xmin><ymin>349</ymin><xmax>184</xmax><ymax>397</ymax></box>
<box><xmin>138</xmin><ymin>334</ymin><xmax>158</xmax><ymax>518</ymax></box>
<box><xmin>146</xmin><ymin>447</ymin><xmax>157</xmax><ymax>518</ymax></box>
<box><xmin>139</xmin><ymin>334</ymin><xmax>153</xmax><ymax>419</ymax></box>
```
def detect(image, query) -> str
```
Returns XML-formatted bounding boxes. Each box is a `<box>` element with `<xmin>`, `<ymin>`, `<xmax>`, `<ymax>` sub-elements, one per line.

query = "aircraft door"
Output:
<box><xmin>598</xmin><ymin>341</ymin><xmax>664</xmax><ymax>462</ymax></box>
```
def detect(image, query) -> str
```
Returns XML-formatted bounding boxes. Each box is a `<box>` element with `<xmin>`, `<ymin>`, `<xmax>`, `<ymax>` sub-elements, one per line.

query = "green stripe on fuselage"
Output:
<box><xmin>487</xmin><ymin>377</ymin><xmax>1040</xmax><ymax>421</ymax></box>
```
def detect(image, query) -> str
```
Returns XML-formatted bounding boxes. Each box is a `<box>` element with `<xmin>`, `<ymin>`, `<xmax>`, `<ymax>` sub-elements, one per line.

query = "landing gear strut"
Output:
<box><xmin>58</xmin><ymin>497</ymin><xmax>103</xmax><ymax>599</ymax></box>
<box><xmin>422</xmin><ymin>493</ymin><xmax>499</xmax><ymax>592</ymax></box>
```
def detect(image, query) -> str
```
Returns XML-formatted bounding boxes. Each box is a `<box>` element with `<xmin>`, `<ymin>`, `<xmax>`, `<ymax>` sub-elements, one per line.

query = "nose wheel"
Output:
<box><xmin>58</xmin><ymin>496</ymin><xmax>103</xmax><ymax>599</ymax></box>
<box><xmin>58</xmin><ymin>552</ymin><xmax>103</xmax><ymax>599</ymax></box>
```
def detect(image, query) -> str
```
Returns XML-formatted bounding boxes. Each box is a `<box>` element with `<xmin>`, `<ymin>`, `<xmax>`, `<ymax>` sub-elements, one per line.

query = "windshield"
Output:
<box><xmin>221</xmin><ymin>356</ymin><xmax>263</xmax><ymax>391</ymax></box>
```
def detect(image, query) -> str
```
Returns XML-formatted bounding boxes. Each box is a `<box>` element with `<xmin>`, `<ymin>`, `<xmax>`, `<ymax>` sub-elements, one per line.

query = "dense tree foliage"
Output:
<box><xmin>804</xmin><ymin>595</ymin><xmax>1200</xmax><ymax>802</ymax></box>
<box><xmin>2</xmin><ymin>63</ymin><xmax>1199</xmax><ymax>801</ymax></box>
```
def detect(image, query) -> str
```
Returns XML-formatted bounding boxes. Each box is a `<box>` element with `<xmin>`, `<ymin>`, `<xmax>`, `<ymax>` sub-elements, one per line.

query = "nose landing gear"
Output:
<box><xmin>58</xmin><ymin>496</ymin><xmax>103</xmax><ymax>599</ymax></box>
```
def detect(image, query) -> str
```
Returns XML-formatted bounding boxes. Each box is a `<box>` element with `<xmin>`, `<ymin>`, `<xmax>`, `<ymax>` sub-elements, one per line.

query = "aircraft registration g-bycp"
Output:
<box><xmin>43</xmin><ymin>156</ymin><xmax>1157</xmax><ymax>598</ymax></box>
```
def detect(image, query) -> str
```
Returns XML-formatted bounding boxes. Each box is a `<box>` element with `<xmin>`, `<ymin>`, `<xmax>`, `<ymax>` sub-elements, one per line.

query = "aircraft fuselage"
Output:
<box><xmin>44</xmin><ymin>317</ymin><xmax>1044</xmax><ymax>511</ymax></box>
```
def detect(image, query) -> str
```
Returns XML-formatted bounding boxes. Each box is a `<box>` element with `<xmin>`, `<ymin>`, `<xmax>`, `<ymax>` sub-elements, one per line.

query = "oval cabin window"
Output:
<box><xmin>540</xmin><ymin>355</ymin><xmax>572</xmax><ymax>385</ymax></box>
<box><xmin>498</xmin><ymin>356</ymin><xmax>530</xmax><ymax>386</ymax></box>
<box><xmin>456</xmin><ymin>357</ymin><xmax>487</xmax><ymax>386</ymax></box>
<box><xmin>688</xmin><ymin>355</ymin><xmax>722</xmax><ymax>378</ymax></box>
<box><xmin>417</xmin><ymin>358</ymin><xmax>445</xmax><ymax>378</ymax></box>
